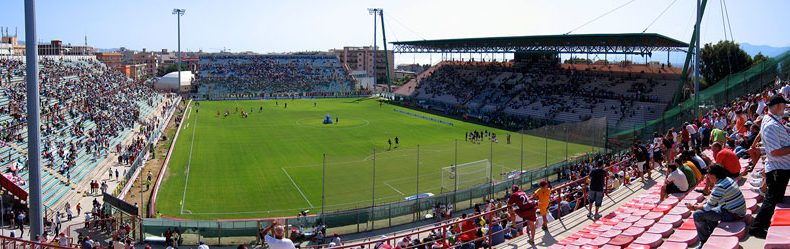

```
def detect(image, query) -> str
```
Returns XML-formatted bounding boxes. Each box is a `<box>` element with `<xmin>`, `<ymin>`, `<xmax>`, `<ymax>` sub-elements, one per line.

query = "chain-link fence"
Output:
<box><xmin>609</xmin><ymin>50</ymin><xmax>790</xmax><ymax>148</ymax></box>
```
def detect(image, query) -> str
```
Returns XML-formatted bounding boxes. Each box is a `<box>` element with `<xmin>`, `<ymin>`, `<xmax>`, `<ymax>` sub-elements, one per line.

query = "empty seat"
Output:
<box><xmin>601</xmin><ymin>229</ymin><xmax>623</xmax><ymax>238</ymax></box>
<box><xmin>570</xmin><ymin>237</ymin><xmax>592</xmax><ymax>246</ymax></box>
<box><xmin>595</xmin><ymin>225</ymin><xmax>615</xmax><ymax>232</ymax></box>
<box><xmin>558</xmin><ymin>237</ymin><xmax>578</xmax><ymax>245</ymax></box>
<box><xmin>657</xmin><ymin>214</ymin><xmax>683</xmax><ymax>227</ymax></box>
<box><xmin>667</xmin><ymin>207</ymin><xmax>690</xmax><ymax>218</ymax></box>
<box><xmin>771</xmin><ymin>208</ymin><xmax>790</xmax><ymax>226</ymax></box>
<box><xmin>583</xmin><ymin>230</ymin><xmax>604</xmax><ymax>239</ymax></box>
<box><xmin>625</xmin><ymin>244</ymin><xmax>652</xmax><ymax>249</ymax></box>
<box><xmin>622</xmin><ymin>227</ymin><xmax>646</xmax><ymax>237</ymax></box>
<box><xmin>666</xmin><ymin>229</ymin><xmax>699</xmax><ymax>245</ymax></box>
<box><xmin>614</xmin><ymin>222</ymin><xmax>635</xmax><ymax>231</ymax></box>
<box><xmin>657</xmin><ymin>241</ymin><xmax>691</xmax><ymax>249</ymax></box>
<box><xmin>631</xmin><ymin>232</ymin><xmax>663</xmax><ymax>248</ymax></box>
<box><xmin>623</xmin><ymin>215</ymin><xmax>642</xmax><ymax>223</ymax></box>
<box><xmin>588</xmin><ymin>236</ymin><xmax>611</xmax><ymax>247</ymax></box>
<box><xmin>678</xmin><ymin>218</ymin><xmax>696</xmax><ymax>230</ymax></box>
<box><xmin>639</xmin><ymin>204</ymin><xmax>657</xmax><ymax>211</ymax></box>
<box><xmin>744</xmin><ymin>198</ymin><xmax>758</xmax><ymax>212</ymax></box>
<box><xmin>632</xmin><ymin>219</ymin><xmax>655</xmax><ymax>228</ymax></box>
<box><xmin>700</xmin><ymin>235</ymin><xmax>739</xmax><ymax>249</ymax></box>
<box><xmin>659</xmin><ymin>198</ymin><xmax>679</xmax><ymax>206</ymax></box>
<box><xmin>604</xmin><ymin>218</ymin><xmax>624</xmax><ymax>226</ymax></box>
<box><xmin>646</xmin><ymin>223</ymin><xmax>674</xmax><ymax>237</ymax></box>
<box><xmin>710</xmin><ymin>221</ymin><xmax>746</xmax><ymax>239</ymax></box>
<box><xmin>642</xmin><ymin>212</ymin><xmax>663</xmax><ymax>221</ymax></box>
<box><xmin>607</xmin><ymin>235</ymin><xmax>635</xmax><ymax>247</ymax></box>
<box><xmin>652</xmin><ymin>204</ymin><xmax>674</xmax><ymax>214</ymax></box>
<box><xmin>632</xmin><ymin>209</ymin><xmax>650</xmax><ymax>216</ymax></box>
<box><xmin>764</xmin><ymin>226</ymin><xmax>790</xmax><ymax>249</ymax></box>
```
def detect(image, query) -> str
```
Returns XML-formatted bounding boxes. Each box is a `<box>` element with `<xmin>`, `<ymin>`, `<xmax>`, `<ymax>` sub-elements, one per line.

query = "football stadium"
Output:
<box><xmin>2</xmin><ymin>1</ymin><xmax>790</xmax><ymax>248</ymax></box>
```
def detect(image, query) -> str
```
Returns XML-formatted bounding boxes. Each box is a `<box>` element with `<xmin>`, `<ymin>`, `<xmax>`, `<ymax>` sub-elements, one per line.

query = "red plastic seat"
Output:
<box><xmin>583</xmin><ymin>230</ymin><xmax>604</xmax><ymax>239</ymax></box>
<box><xmin>641</xmin><ymin>197</ymin><xmax>661</xmax><ymax>205</ymax></box>
<box><xmin>765</xmin><ymin>226</ymin><xmax>790</xmax><ymax>249</ymax></box>
<box><xmin>741</xmin><ymin>189</ymin><xmax>761</xmax><ymax>201</ymax></box>
<box><xmin>678</xmin><ymin>218</ymin><xmax>696</xmax><ymax>230</ymax></box>
<box><xmin>622</xmin><ymin>227</ymin><xmax>646</xmax><ymax>237</ymax></box>
<box><xmin>710</xmin><ymin>221</ymin><xmax>746</xmax><ymax>239</ymax></box>
<box><xmin>652</xmin><ymin>204</ymin><xmax>673</xmax><ymax>214</ymax></box>
<box><xmin>657</xmin><ymin>241</ymin><xmax>691</xmax><ymax>249</ymax></box>
<box><xmin>626</xmin><ymin>244</ymin><xmax>652</xmax><ymax>249</ymax></box>
<box><xmin>600</xmin><ymin>245</ymin><xmax>622</xmax><ymax>249</ymax></box>
<box><xmin>613</xmin><ymin>222</ymin><xmax>634</xmax><ymax>231</ymax></box>
<box><xmin>587</xmin><ymin>236</ymin><xmax>611</xmax><ymax>247</ymax></box>
<box><xmin>746</xmin><ymin>199</ymin><xmax>757</xmax><ymax>212</ymax></box>
<box><xmin>558</xmin><ymin>237</ymin><xmax>577</xmax><ymax>245</ymax></box>
<box><xmin>632</xmin><ymin>209</ymin><xmax>650</xmax><ymax>216</ymax></box>
<box><xmin>632</xmin><ymin>219</ymin><xmax>655</xmax><ymax>228</ymax></box>
<box><xmin>571</xmin><ymin>237</ymin><xmax>592</xmax><ymax>246</ymax></box>
<box><xmin>701</xmin><ymin>235</ymin><xmax>739</xmax><ymax>249</ymax></box>
<box><xmin>595</xmin><ymin>225</ymin><xmax>615</xmax><ymax>232</ymax></box>
<box><xmin>600</xmin><ymin>229</ymin><xmax>623</xmax><ymax>238</ymax></box>
<box><xmin>568</xmin><ymin>232</ymin><xmax>583</xmax><ymax>239</ymax></box>
<box><xmin>639</xmin><ymin>204</ymin><xmax>657</xmax><ymax>210</ymax></box>
<box><xmin>621</xmin><ymin>208</ymin><xmax>638</xmax><ymax>214</ymax></box>
<box><xmin>607</xmin><ymin>235</ymin><xmax>635</xmax><ymax>247</ymax></box>
<box><xmin>667</xmin><ymin>207</ymin><xmax>690</xmax><ymax>218</ymax></box>
<box><xmin>771</xmin><ymin>208</ymin><xmax>790</xmax><ymax>226</ymax></box>
<box><xmin>657</xmin><ymin>214</ymin><xmax>683</xmax><ymax>227</ymax></box>
<box><xmin>666</xmin><ymin>229</ymin><xmax>699</xmax><ymax>245</ymax></box>
<box><xmin>684</xmin><ymin>192</ymin><xmax>703</xmax><ymax>202</ymax></box>
<box><xmin>615</xmin><ymin>212</ymin><xmax>633</xmax><ymax>220</ymax></box>
<box><xmin>631</xmin><ymin>232</ymin><xmax>663</xmax><ymax>248</ymax></box>
<box><xmin>548</xmin><ymin>245</ymin><xmax>566</xmax><ymax>249</ymax></box>
<box><xmin>642</xmin><ymin>212</ymin><xmax>663</xmax><ymax>221</ymax></box>
<box><xmin>646</xmin><ymin>222</ymin><xmax>674</xmax><ymax>237</ymax></box>
<box><xmin>604</xmin><ymin>218</ymin><xmax>623</xmax><ymax>226</ymax></box>
<box><xmin>623</xmin><ymin>215</ymin><xmax>642</xmax><ymax>223</ymax></box>
<box><xmin>659</xmin><ymin>198</ymin><xmax>679</xmax><ymax>206</ymax></box>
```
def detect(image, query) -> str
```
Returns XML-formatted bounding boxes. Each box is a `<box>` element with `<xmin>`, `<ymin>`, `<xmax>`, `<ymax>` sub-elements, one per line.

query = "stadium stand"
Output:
<box><xmin>196</xmin><ymin>54</ymin><xmax>355</xmax><ymax>96</ymax></box>
<box><xmin>410</xmin><ymin>60</ymin><xmax>680</xmax><ymax>130</ymax></box>
<box><xmin>293</xmin><ymin>73</ymin><xmax>790</xmax><ymax>249</ymax></box>
<box><xmin>0</xmin><ymin>56</ymin><xmax>168</xmax><ymax>214</ymax></box>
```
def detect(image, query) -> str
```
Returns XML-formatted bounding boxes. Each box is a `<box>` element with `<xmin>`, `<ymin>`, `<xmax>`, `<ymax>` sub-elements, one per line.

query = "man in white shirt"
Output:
<box><xmin>661</xmin><ymin>164</ymin><xmax>688</xmax><ymax>201</ymax></box>
<box><xmin>262</xmin><ymin>221</ymin><xmax>295</xmax><ymax>249</ymax></box>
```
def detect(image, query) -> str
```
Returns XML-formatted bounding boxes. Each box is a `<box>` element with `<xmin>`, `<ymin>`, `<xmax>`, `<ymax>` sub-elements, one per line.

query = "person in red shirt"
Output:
<box><xmin>507</xmin><ymin>185</ymin><xmax>536</xmax><ymax>244</ymax></box>
<box><xmin>712</xmin><ymin>142</ymin><xmax>741</xmax><ymax>178</ymax></box>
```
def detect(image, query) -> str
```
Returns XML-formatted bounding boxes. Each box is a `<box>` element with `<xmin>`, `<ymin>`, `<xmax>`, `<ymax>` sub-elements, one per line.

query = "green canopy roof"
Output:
<box><xmin>391</xmin><ymin>33</ymin><xmax>688</xmax><ymax>55</ymax></box>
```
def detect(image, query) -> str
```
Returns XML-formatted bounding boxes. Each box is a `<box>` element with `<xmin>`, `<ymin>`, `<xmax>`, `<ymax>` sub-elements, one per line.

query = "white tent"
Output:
<box><xmin>154</xmin><ymin>71</ymin><xmax>194</xmax><ymax>91</ymax></box>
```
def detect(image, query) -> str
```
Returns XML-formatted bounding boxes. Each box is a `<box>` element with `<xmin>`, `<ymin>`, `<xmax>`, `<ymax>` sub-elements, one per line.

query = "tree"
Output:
<box><xmin>700</xmin><ymin>40</ymin><xmax>752</xmax><ymax>86</ymax></box>
<box><xmin>157</xmin><ymin>64</ymin><xmax>190</xmax><ymax>77</ymax></box>
<box><xmin>753</xmin><ymin>52</ymin><xmax>769</xmax><ymax>65</ymax></box>
<box><xmin>564</xmin><ymin>57</ymin><xmax>592</xmax><ymax>64</ymax></box>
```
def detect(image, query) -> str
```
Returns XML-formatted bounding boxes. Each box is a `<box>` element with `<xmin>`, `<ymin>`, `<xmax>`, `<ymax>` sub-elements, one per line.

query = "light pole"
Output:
<box><xmin>25</xmin><ymin>0</ymin><xmax>44</xmax><ymax>239</ymax></box>
<box><xmin>172</xmin><ymin>8</ymin><xmax>186</xmax><ymax>90</ymax></box>
<box><xmin>367</xmin><ymin>8</ymin><xmax>379</xmax><ymax>88</ymax></box>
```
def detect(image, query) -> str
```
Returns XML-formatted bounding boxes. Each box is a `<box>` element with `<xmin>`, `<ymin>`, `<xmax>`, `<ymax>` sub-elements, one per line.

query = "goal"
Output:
<box><xmin>441</xmin><ymin>159</ymin><xmax>492</xmax><ymax>193</ymax></box>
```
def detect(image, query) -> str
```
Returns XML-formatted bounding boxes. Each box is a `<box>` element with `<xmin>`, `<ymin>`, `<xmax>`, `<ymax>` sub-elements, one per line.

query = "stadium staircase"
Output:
<box><xmin>0</xmin><ymin>57</ymin><xmax>167</xmax><ymax>212</ymax></box>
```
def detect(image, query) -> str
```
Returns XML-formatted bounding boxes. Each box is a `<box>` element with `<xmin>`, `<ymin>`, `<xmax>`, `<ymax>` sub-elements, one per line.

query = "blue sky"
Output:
<box><xmin>1</xmin><ymin>0</ymin><xmax>788</xmax><ymax>64</ymax></box>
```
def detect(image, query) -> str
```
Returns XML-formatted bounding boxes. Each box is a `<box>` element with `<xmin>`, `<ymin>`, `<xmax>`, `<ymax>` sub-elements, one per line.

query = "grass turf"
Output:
<box><xmin>155</xmin><ymin>98</ymin><xmax>597</xmax><ymax>219</ymax></box>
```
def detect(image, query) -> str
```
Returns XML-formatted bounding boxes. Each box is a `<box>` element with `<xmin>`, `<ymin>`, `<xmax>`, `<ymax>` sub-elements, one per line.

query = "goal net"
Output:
<box><xmin>441</xmin><ymin>159</ymin><xmax>492</xmax><ymax>192</ymax></box>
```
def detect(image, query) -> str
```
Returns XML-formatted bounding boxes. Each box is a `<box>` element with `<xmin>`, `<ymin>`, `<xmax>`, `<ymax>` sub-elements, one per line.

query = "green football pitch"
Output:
<box><xmin>155</xmin><ymin>97</ymin><xmax>597</xmax><ymax>219</ymax></box>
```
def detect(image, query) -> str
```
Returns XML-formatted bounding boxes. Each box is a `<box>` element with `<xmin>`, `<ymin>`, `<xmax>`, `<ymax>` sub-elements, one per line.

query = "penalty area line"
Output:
<box><xmin>384</xmin><ymin>182</ymin><xmax>406</xmax><ymax>195</ymax></box>
<box><xmin>281</xmin><ymin>167</ymin><xmax>315</xmax><ymax>208</ymax></box>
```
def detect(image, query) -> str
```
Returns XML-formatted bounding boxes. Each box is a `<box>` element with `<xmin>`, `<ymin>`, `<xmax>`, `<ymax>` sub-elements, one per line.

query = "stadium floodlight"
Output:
<box><xmin>172</xmin><ymin>8</ymin><xmax>186</xmax><ymax>91</ymax></box>
<box><xmin>368</xmin><ymin>8</ymin><xmax>380</xmax><ymax>87</ymax></box>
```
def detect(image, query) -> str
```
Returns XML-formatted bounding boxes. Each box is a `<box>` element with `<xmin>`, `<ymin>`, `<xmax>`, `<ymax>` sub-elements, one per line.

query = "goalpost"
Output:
<box><xmin>441</xmin><ymin>159</ymin><xmax>493</xmax><ymax>193</ymax></box>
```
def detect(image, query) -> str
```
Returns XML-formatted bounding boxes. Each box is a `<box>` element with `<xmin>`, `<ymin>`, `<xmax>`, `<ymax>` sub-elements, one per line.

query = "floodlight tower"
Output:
<box><xmin>368</xmin><ymin>8</ymin><xmax>393</xmax><ymax>93</ymax></box>
<box><xmin>368</xmin><ymin>8</ymin><xmax>379</xmax><ymax>89</ymax></box>
<box><xmin>172</xmin><ymin>8</ymin><xmax>186</xmax><ymax>88</ymax></box>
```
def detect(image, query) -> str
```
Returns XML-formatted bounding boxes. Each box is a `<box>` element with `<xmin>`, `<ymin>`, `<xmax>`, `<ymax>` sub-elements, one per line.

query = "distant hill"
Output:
<box><xmin>740</xmin><ymin>43</ymin><xmax>790</xmax><ymax>58</ymax></box>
